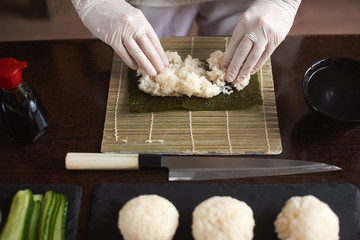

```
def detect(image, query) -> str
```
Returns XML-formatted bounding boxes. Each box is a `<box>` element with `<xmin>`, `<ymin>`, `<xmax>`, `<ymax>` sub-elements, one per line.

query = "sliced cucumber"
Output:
<box><xmin>37</xmin><ymin>191</ymin><xmax>57</xmax><ymax>240</ymax></box>
<box><xmin>0</xmin><ymin>190</ymin><xmax>68</xmax><ymax>240</ymax></box>
<box><xmin>48</xmin><ymin>194</ymin><xmax>61</xmax><ymax>240</ymax></box>
<box><xmin>52</xmin><ymin>194</ymin><xmax>68</xmax><ymax>240</ymax></box>
<box><xmin>27</xmin><ymin>194</ymin><xmax>43</xmax><ymax>240</ymax></box>
<box><xmin>33</xmin><ymin>195</ymin><xmax>43</xmax><ymax>203</ymax></box>
<box><xmin>0</xmin><ymin>189</ymin><xmax>34</xmax><ymax>240</ymax></box>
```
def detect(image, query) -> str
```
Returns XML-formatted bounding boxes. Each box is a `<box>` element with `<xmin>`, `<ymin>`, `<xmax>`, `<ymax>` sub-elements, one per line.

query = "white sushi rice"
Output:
<box><xmin>137</xmin><ymin>51</ymin><xmax>250</xmax><ymax>98</ymax></box>
<box><xmin>274</xmin><ymin>195</ymin><xmax>340</xmax><ymax>240</ymax></box>
<box><xmin>192</xmin><ymin>196</ymin><xmax>255</xmax><ymax>240</ymax></box>
<box><xmin>118</xmin><ymin>195</ymin><xmax>179</xmax><ymax>240</ymax></box>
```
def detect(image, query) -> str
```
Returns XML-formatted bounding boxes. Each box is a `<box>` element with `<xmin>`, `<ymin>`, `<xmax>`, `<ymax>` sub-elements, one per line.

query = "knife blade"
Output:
<box><xmin>65</xmin><ymin>153</ymin><xmax>341</xmax><ymax>181</ymax></box>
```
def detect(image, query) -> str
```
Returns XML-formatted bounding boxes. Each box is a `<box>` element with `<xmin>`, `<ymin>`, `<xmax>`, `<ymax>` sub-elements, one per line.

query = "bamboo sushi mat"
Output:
<box><xmin>101</xmin><ymin>37</ymin><xmax>282</xmax><ymax>155</ymax></box>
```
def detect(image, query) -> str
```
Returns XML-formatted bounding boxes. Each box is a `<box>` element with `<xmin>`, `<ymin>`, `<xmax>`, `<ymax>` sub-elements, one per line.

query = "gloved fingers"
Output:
<box><xmin>222</xmin><ymin>11</ymin><xmax>253</xmax><ymax>69</ymax></box>
<box><xmin>135</xmin><ymin>33</ymin><xmax>165</xmax><ymax>74</ymax></box>
<box><xmin>115</xmin><ymin>46</ymin><xmax>139</xmax><ymax>71</ymax></box>
<box><xmin>146</xmin><ymin>27</ymin><xmax>169</xmax><ymax>67</ymax></box>
<box><xmin>233</xmin><ymin>41</ymin><xmax>266</xmax><ymax>84</ymax></box>
<box><xmin>99</xmin><ymin>26</ymin><xmax>139</xmax><ymax>70</ymax></box>
<box><xmin>225</xmin><ymin>35</ymin><xmax>254</xmax><ymax>83</ymax></box>
<box><xmin>221</xmin><ymin>21</ymin><xmax>246</xmax><ymax>69</ymax></box>
<box><xmin>250</xmin><ymin>44</ymin><xmax>276</xmax><ymax>75</ymax></box>
<box><xmin>124</xmin><ymin>37</ymin><xmax>157</xmax><ymax>76</ymax></box>
<box><xmin>221</xmin><ymin>36</ymin><xmax>241</xmax><ymax>69</ymax></box>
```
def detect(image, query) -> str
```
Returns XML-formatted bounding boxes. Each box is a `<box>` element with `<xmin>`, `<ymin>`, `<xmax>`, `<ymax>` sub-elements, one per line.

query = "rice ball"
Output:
<box><xmin>118</xmin><ymin>194</ymin><xmax>179</xmax><ymax>240</ymax></box>
<box><xmin>192</xmin><ymin>196</ymin><xmax>255</xmax><ymax>240</ymax></box>
<box><xmin>274</xmin><ymin>195</ymin><xmax>339</xmax><ymax>240</ymax></box>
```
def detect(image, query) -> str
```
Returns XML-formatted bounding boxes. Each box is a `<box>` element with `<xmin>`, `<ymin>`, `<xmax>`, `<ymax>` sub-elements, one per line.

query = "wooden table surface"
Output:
<box><xmin>0</xmin><ymin>35</ymin><xmax>359</xmax><ymax>239</ymax></box>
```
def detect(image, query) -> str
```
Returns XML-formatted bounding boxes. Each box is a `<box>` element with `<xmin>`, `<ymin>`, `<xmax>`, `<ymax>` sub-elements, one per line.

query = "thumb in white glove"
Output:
<box><xmin>221</xmin><ymin>0</ymin><xmax>301</xmax><ymax>84</ymax></box>
<box><xmin>72</xmin><ymin>0</ymin><xmax>169</xmax><ymax>76</ymax></box>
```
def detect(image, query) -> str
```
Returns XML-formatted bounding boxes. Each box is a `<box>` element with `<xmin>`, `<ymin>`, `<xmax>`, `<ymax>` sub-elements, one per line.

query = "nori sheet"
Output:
<box><xmin>128</xmin><ymin>69</ymin><xmax>263</xmax><ymax>112</ymax></box>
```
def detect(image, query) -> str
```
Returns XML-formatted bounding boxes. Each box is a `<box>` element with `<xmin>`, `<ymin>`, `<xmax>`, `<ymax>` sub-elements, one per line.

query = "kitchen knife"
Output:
<box><xmin>65</xmin><ymin>153</ymin><xmax>341</xmax><ymax>181</ymax></box>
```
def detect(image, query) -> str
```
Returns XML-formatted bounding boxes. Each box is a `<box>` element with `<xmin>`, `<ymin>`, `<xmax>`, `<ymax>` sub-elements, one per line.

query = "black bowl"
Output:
<box><xmin>303</xmin><ymin>57</ymin><xmax>360</xmax><ymax>127</ymax></box>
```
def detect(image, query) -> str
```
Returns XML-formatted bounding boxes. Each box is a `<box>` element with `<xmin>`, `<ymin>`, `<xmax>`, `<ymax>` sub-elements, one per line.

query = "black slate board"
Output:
<box><xmin>0</xmin><ymin>184</ymin><xmax>82</xmax><ymax>240</ymax></box>
<box><xmin>88</xmin><ymin>182</ymin><xmax>360</xmax><ymax>240</ymax></box>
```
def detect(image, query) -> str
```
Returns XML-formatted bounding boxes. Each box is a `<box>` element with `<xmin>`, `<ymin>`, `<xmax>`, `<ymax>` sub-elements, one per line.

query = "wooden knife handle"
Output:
<box><xmin>65</xmin><ymin>153</ymin><xmax>139</xmax><ymax>170</ymax></box>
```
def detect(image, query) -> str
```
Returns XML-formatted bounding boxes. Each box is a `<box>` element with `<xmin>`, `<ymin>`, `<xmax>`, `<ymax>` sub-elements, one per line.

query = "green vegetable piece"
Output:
<box><xmin>33</xmin><ymin>195</ymin><xmax>43</xmax><ymax>202</ymax></box>
<box><xmin>37</xmin><ymin>191</ymin><xmax>57</xmax><ymax>240</ymax></box>
<box><xmin>27</xmin><ymin>195</ymin><xmax>43</xmax><ymax>240</ymax></box>
<box><xmin>0</xmin><ymin>189</ymin><xmax>34</xmax><ymax>240</ymax></box>
<box><xmin>48</xmin><ymin>194</ymin><xmax>61</xmax><ymax>240</ymax></box>
<box><xmin>52</xmin><ymin>194</ymin><xmax>68</xmax><ymax>240</ymax></box>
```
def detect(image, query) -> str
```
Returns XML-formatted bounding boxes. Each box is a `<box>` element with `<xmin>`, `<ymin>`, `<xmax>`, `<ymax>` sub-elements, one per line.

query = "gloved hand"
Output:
<box><xmin>72</xmin><ymin>0</ymin><xmax>168</xmax><ymax>76</ymax></box>
<box><xmin>221</xmin><ymin>0</ymin><xmax>301</xmax><ymax>84</ymax></box>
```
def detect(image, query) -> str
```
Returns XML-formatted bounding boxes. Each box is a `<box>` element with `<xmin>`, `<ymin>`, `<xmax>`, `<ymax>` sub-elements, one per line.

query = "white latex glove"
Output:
<box><xmin>221</xmin><ymin>0</ymin><xmax>301</xmax><ymax>84</ymax></box>
<box><xmin>72</xmin><ymin>0</ymin><xmax>168</xmax><ymax>76</ymax></box>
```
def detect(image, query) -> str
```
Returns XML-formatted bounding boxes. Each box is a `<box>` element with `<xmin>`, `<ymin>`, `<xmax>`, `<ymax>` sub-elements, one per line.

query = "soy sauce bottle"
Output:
<box><xmin>0</xmin><ymin>58</ymin><xmax>48</xmax><ymax>143</ymax></box>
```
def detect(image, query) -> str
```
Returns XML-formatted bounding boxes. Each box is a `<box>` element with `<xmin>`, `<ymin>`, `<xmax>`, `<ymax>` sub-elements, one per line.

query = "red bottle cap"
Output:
<box><xmin>0</xmin><ymin>58</ymin><xmax>27</xmax><ymax>90</ymax></box>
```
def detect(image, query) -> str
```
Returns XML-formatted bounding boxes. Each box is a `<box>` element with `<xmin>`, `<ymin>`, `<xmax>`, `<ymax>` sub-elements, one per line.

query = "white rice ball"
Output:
<box><xmin>274</xmin><ymin>195</ymin><xmax>340</xmax><ymax>240</ymax></box>
<box><xmin>118</xmin><ymin>195</ymin><xmax>179</xmax><ymax>240</ymax></box>
<box><xmin>192</xmin><ymin>196</ymin><xmax>255</xmax><ymax>240</ymax></box>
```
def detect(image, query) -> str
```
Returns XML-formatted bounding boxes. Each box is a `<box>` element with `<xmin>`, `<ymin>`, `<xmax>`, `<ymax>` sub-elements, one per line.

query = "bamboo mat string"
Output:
<box><xmin>190</xmin><ymin>36</ymin><xmax>194</xmax><ymax>56</ymax></box>
<box><xmin>113</xmin><ymin>61</ymin><xmax>124</xmax><ymax>141</ymax></box>
<box><xmin>225</xmin><ymin>110</ymin><xmax>233</xmax><ymax>153</ymax></box>
<box><xmin>145</xmin><ymin>112</ymin><xmax>164</xmax><ymax>144</ymax></box>
<box><xmin>224</xmin><ymin>37</ymin><xmax>233</xmax><ymax>153</ymax></box>
<box><xmin>189</xmin><ymin>110</ymin><xmax>196</xmax><ymax>153</ymax></box>
<box><xmin>260</xmin><ymin>67</ymin><xmax>271</xmax><ymax>153</ymax></box>
<box><xmin>188</xmin><ymin>37</ymin><xmax>196</xmax><ymax>153</ymax></box>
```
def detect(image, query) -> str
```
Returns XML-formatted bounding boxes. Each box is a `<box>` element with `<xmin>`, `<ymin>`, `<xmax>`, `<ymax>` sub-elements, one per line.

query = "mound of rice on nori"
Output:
<box><xmin>128</xmin><ymin>69</ymin><xmax>263</xmax><ymax>113</ymax></box>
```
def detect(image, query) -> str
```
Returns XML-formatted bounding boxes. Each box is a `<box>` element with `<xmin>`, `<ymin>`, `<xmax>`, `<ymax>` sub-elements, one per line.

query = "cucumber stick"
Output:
<box><xmin>37</xmin><ymin>191</ymin><xmax>68</xmax><ymax>240</ymax></box>
<box><xmin>0</xmin><ymin>190</ymin><xmax>68</xmax><ymax>240</ymax></box>
<box><xmin>0</xmin><ymin>189</ymin><xmax>34</xmax><ymax>240</ymax></box>
<box><xmin>53</xmin><ymin>194</ymin><xmax>68</xmax><ymax>240</ymax></box>
<box><xmin>37</xmin><ymin>191</ymin><xmax>57</xmax><ymax>240</ymax></box>
<box><xmin>27</xmin><ymin>195</ymin><xmax>43</xmax><ymax>240</ymax></box>
<box><xmin>48</xmin><ymin>194</ymin><xmax>61</xmax><ymax>239</ymax></box>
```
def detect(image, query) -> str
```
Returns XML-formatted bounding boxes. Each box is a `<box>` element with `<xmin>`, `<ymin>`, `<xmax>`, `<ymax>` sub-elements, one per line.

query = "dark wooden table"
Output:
<box><xmin>0</xmin><ymin>35</ymin><xmax>359</xmax><ymax>239</ymax></box>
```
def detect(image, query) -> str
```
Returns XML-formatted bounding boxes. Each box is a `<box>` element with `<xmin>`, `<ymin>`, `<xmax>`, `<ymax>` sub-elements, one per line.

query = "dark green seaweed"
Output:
<box><xmin>128</xmin><ymin>69</ymin><xmax>263</xmax><ymax>113</ymax></box>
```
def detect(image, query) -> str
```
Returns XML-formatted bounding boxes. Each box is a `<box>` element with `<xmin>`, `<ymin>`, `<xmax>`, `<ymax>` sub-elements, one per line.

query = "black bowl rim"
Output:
<box><xmin>302</xmin><ymin>57</ymin><xmax>360</xmax><ymax>124</ymax></box>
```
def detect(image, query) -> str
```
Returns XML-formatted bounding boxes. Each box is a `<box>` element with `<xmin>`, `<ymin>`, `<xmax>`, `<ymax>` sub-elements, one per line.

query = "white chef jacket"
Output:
<box><xmin>126</xmin><ymin>0</ymin><xmax>242</xmax><ymax>7</ymax></box>
<box><xmin>126</xmin><ymin>0</ymin><xmax>253</xmax><ymax>36</ymax></box>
